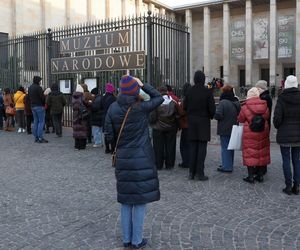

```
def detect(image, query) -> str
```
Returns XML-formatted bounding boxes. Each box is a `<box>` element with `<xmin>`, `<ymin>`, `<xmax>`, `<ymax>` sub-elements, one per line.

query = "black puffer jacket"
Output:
<box><xmin>104</xmin><ymin>83</ymin><xmax>163</xmax><ymax>204</ymax></box>
<box><xmin>273</xmin><ymin>88</ymin><xmax>300</xmax><ymax>144</ymax></box>
<box><xmin>102</xmin><ymin>93</ymin><xmax>116</xmax><ymax>127</ymax></box>
<box><xmin>90</xmin><ymin>94</ymin><xmax>104</xmax><ymax>127</ymax></box>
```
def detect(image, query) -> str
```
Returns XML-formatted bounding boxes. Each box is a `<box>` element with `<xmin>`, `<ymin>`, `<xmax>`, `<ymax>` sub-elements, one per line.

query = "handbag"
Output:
<box><xmin>5</xmin><ymin>106</ymin><xmax>16</xmax><ymax>116</ymax></box>
<box><xmin>112</xmin><ymin>106</ymin><xmax>132</xmax><ymax>167</ymax></box>
<box><xmin>227</xmin><ymin>124</ymin><xmax>243</xmax><ymax>150</ymax></box>
<box><xmin>79</xmin><ymin>96</ymin><xmax>89</xmax><ymax>120</ymax></box>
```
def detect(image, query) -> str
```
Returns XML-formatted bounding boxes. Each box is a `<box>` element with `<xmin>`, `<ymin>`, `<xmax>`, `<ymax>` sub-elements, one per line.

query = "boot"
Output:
<box><xmin>283</xmin><ymin>186</ymin><xmax>292</xmax><ymax>195</ymax></box>
<box><xmin>292</xmin><ymin>183</ymin><xmax>299</xmax><ymax>195</ymax></box>
<box><xmin>254</xmin><ymin>167</ymin><xmax>264</xmax><ymax>183</ymax></box>
<box><xmin>243</xmin><ymin>166</ymin><xmax>255</xmax><ymax>184</ymax></box>
<box><xmin>188</xmin><ymin>172</ymin><xmax>195</xmax><ymax>180</ymax></box>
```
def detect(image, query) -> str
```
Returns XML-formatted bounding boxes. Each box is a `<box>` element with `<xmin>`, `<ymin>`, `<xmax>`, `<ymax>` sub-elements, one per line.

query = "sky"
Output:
<box><xmin>160</xmin><ymin>0</ymin><xmax>212</xmax><ymax>7</ymax></box>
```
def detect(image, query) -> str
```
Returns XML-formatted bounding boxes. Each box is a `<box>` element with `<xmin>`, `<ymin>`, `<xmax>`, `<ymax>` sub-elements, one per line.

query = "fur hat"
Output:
<box><xmin>105</xmin><ymin>83</ymin><xmax>115</xmax><ymax>94</ymax></box>
<box><xmin>255</xmin><ymin>80</ymin><xmax>268</xmax><ymax>91</ymax></box>
<box><xmin>246</xmin><ymin>87</ymin><xmax>260</xmax><ymax>99</ymax></box>
<box><xmin>285</xmin><ymin>75</ymin><xmax>298</xmax><ymax>89</ymax></box>
<box><xmin>120</xmin><ymin>75</ymin><xmax>140</xmax><ymax>96</ymax></box>
<box><xmin>75</xmin><ymin>84</ymin><xmax>84</xmax><ymax>93</ymax></box>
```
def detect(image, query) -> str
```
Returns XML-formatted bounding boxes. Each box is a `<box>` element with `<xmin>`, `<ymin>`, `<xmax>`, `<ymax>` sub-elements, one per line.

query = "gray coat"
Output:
<box><xmin>214</xmin><ymin>99</ymin><xmax>240</xmax><ymax>136</ymax></box>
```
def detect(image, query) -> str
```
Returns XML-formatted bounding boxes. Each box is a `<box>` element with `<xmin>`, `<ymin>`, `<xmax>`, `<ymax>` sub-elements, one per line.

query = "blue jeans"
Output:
<box><xmin>220</xmin><ymin>135</ymin><xmax>234</xmax><ymax>171</ymax></box>
<box><xmin>280</xmin><ymin>146</ymin><xmax>300</xmax><ymax>187</ymax></box>
<box><xmin>32</xmin><ymin>106</ymin><xmax>45</xmax><ymax>140</ymax></box>
<box><xmin>92</xmin><ymin>126</ymin><xmax>103</xmax><ymax>145</ymax></box>
<box><xmin>121</xmin><ymin>204</ymin><xmax>146</xmax><ymax>245</ymax></box>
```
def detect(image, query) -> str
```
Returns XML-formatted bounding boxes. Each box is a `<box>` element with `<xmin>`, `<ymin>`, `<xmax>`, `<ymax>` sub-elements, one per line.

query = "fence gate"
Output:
<box><xmin>0</xmin><ymin>12</ymin><xmax>190</xmax><ymax>127</ymax></box>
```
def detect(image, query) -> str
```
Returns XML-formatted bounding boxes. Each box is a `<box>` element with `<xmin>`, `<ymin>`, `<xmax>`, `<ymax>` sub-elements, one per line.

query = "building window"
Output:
<box><xmin>0</xmin><ymin>32</ymin><xmax>8</xmax><ymax>69</ymax></box>
<box><xmin>23</xmin><ymin>36</ymin><xmax>39</xmax><ymax>71</ymax></box>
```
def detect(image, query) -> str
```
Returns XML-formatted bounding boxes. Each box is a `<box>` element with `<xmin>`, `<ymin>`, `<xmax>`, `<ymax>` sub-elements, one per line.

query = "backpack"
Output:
<box><xmin>250</xmin><ymin>115</ymin><xmax>265</xmax><ymax>132</ymax></box>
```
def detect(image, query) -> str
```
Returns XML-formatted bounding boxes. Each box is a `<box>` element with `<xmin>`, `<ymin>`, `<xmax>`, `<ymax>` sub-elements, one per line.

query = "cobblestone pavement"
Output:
<box><xmin>0</xmin><ymin>121</ymin><xmax>300</xmax><ymax>250</ymax></box>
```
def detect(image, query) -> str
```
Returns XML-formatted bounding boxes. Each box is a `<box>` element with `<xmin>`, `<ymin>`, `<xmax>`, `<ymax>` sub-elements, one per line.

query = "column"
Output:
<box><xmin>87</xmin><ymin>0</ymin><xmax>92</xmax><ymax>21</ymax></box>
<box><xmin>121</xmin><ymin>0</ymin><xmax>126</xmax><ymax>18</ymax></box>
<box><xmin>105</xmin><ymin>0</ymin><xmax>110</xmax><ymax>19</ymax></box>
<box><xmin>170</xmin><ymin>12</ymin><xmax>175</xmax><ymax>20</ymax></box>
<box><xmin>223</xmin><ymin>3</ymin><xmax>230</xmax><ymax>84</ymax></box>
<box><xmin>41</xmin><ymin>0</ymin><xmax>46</xmax><ymax>29</ymax></box>
<box><xmin>185</xmin><ymin>9</ymin><xmax>193</xmax><ymax>84</ymax></box>
<box><xmin>159</xmin><ymin>8</ymin><xmax>165</xmax><ymax>16</ymax></box>
<box><xmin>148</xmin><ymin>3</ymin><xmax>155</xmax><ymax>13</ymax></box>
<box><xmin>11</xmin><ymin>0</ymin><xmax>16</xmax><ymax>36</ymax></box>
<box><xmin>136</xmin><ymin>0</ymin><xmax>141</xmax><ymax>15</ymax></box>
<box><xmin>203</xmin><ymin>6</ymin><xmax>211</xmax><ymax>83</ymax></box>
<box><xmin>245</xmin><ymin>0</ymin><xmax>252</xmax><ymax>86</ymax></box>
<box><xmin>269</xmin><ymin>0</ymin><xmax>277</xmax><ymax>86</ymax></box>
<box><xmin>65</xmin><ymin>0</ymin><xmax>70</xmax><ymax>26</ymax></box>
<box><xmin>296</xmin><ymin>0</ymin><xmax>300</xmax><ymax>82</ymax></box>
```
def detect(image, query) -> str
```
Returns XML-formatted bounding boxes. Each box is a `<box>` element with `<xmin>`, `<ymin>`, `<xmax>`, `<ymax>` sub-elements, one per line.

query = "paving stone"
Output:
<box><xmin>0</xmin><ymin>121</ymin><xmax>299</xmax><ymax>249</ymax></box>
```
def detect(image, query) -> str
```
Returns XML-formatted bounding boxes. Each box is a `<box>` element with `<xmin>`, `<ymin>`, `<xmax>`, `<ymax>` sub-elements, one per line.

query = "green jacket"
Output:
<box><xmin>46</xmin><ymin>92</ymin><xmax>66</xmax><ymax>115</ymax></box>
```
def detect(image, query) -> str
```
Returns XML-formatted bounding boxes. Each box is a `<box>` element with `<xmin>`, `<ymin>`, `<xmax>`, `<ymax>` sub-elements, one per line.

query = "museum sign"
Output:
<box><xmin>51</xmin><ymin>29</ymin><xmax>145</xmax><ymax>74</ymax></box>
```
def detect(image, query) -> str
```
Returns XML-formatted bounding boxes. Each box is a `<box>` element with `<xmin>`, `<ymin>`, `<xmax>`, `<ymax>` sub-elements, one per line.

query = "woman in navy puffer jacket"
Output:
<box><xmin>105</xmin><ymin>75</ymin><xmax>163</xmax><ymax>249</ymax></box>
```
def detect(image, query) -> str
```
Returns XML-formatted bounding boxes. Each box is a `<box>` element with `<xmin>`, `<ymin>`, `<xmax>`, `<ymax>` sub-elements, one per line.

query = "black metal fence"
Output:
<box><xmin>0</xmin><ymin>12</ymin><xmax>190</xmax><ymax>126</ymax></box>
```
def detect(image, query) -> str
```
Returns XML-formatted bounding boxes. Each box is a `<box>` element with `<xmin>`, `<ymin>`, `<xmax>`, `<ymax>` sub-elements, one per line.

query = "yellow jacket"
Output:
<box><xmin>14</xmin><ymin>91</ymin><xmax>26</xmax><ymax>109</ymax></box>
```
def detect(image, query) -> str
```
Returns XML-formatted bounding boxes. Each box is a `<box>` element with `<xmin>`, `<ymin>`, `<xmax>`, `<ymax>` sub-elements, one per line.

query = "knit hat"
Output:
<box><xmin>75</xmin><ymin>84</ymin><xmax>84</xmax><ymax>93</ymax></box>
<box><xmin>106</xmin><ymin>83</ymin><xmax>115</xmax><ymax>94</ymax></box>
<box><xmin>120</xmin><ymin>75</ymin><xmax>140</xmax><ymax>96</ymax></box>
<box><xmin>285</xmin><ymin>75</ymin><xmax>298</xmax><ymax>89</ymax></box>
<box><xmin>255</xmin><ymin>80</ymin><xmax>268</xmax><ymax>91</ymax></box>
<box><xmin>44</xmin><ymin>88</ymin><xmax>51</xmax><ymax>95</ymax></box>
<box><xmin>246</xmin><ymin>87</ymin><xmax>260</xmax><ymax>99</ymax></box>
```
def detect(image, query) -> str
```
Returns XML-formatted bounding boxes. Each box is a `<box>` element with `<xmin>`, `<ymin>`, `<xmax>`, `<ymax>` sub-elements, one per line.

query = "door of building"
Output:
<box><xmin>283</xmin><ymin>67</ymin><xmax>295</xmax><ymax>80</ymax></box>
<box><xmin>239</xmin><ymin>69</ymin><xmax>245</xmax><ymax>87</ymax></box>
<box><xmin>260</xmin><ymin>68</ymin><xmax>270</xmax><ymax>86</ymax></box>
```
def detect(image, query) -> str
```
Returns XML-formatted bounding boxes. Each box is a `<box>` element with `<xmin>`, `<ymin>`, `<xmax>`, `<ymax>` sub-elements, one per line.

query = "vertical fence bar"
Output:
<box><xmin>47</xmin><ymin>28</ymin><xmax>52</xmax><ymax>87</ymax></box>
<box><xmin>187</xmin><ymin>32</ymin><xmax>190</xmax><ymax>84</ymax></box>
<box><xmin>146</xmin><ymin>11</ymin><xmax>153</xmax><ymax>85</ymax></box>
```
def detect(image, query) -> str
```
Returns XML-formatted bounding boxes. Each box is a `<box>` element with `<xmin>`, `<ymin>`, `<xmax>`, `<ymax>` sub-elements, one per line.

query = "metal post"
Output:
<box><xmin>47</xmin><ymin>28</ymin><xmax>52</xmax><ymax>87</ymax></box>
<box><xmin>13</xmin><ymin>42</ymin><xmax>17</xmax><ymax>90</ymax></box>
<box><xmin>187</xmin><ymin>32</ymin><xmax>190</xmax><ymax>84</ymax></box>
<box><xmin>146</xmin><ymin>11</ymin><xmax>153</xmax><ymax>84</ymax></box>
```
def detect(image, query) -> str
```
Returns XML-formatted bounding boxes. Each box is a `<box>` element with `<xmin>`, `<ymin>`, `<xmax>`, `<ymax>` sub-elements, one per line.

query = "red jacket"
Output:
<box><xmin>238</xmin><ymin>97</ymin><xmax>270</xmax><ymax>167</ymax></box>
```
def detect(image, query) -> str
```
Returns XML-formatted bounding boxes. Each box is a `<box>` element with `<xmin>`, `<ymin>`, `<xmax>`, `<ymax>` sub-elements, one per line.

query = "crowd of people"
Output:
<box><xmin>0</xmin><ymin>72</ymin><xmax>300</xmax><ymax>249</ymax></box>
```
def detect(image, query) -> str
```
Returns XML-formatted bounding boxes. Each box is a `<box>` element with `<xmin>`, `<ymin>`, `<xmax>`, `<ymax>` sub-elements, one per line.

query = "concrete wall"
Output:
<box><xmin>0</xmin><ymin>0</ymin><xmax>171</xmax><ymax>36</ymax></box>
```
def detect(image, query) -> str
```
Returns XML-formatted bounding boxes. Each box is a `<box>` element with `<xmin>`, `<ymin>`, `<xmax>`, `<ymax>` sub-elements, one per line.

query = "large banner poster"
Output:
<box><xmin>278</xmin><ymin>15</ymin><xmax>295</xmax><ymax>59</ymax></box>
<box><xmin>230</xmin><ymin>20</ymin><xmax>245</xmax><ymax>62</ymax></box>
<box><xmin>253</xmin><ymin>18</ymin><xmax>269</xmax><ymax>60</ymax></box>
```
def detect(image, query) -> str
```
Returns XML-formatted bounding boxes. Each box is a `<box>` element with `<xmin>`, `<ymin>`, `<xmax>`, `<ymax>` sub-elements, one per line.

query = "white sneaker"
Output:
<box><xmin>22</xmin><ymin>129</ymin><xmax>26</xmax><ymax>133</ymax></box>
<box><xmin>17</xmin><ymin>128</ymin><xmax>22</xmax><ymax>133</ymax></box>
<box><xmin>93</xmin><ymin>144</ymin><xmax>100</xmax><ymax>148</ymax></box>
